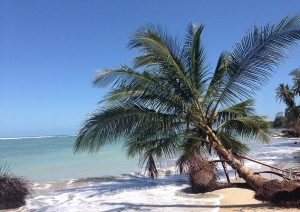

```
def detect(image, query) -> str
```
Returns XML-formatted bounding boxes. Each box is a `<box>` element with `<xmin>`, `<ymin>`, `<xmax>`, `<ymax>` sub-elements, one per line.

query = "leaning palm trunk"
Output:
<box><xmin>214</xmin><ymin>142</ymin><xmax>266</xmax><ymax>190</ymax></box>
<box><xmin>75</xmin><ymin>15</ymin><xmax>300</xmax><ymax>195</ymax></box>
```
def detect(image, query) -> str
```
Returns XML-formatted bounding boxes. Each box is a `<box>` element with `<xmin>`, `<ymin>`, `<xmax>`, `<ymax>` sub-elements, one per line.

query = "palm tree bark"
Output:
<box><xmin>204</xmin><ymin>126</ymin><xmax>267</xmax><ymax>190</ymax></box>
<box><xmin>214</xmin><ymin>143</ymin><xmax>266</xmax><ymax>191</ymax></box>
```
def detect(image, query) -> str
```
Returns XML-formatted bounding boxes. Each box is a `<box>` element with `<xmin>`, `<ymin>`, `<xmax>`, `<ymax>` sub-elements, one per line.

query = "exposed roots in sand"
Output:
<box><xmin>255</xmin><ymin>180</ymin><xmax>300</xmax><ymax>208</ymax></box>
<box><xmin>187</xmin><ymin>155</ymin><xmax>300</xmax><ymax>208</ymax></box>
<box><xmin>186</xmin><ymin>155</ymin><xmax>218</xmax><ymax>193</ymax></box>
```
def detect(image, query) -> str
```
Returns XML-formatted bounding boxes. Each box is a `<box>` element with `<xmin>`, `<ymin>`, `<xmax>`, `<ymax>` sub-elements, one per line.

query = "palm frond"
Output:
<box><xmin>129</xmin><ymin>25</ymin><xmax>199</xmax><ymax>103</ymax></box>
<box><xmin>124</xmin><ymin>135</ymin><xmax>181</xmax><ymax>159</ymax></box>
<box><xmin>74</xmin><ymin>105</ymin><xmax>181</xmax><ymax>153</ymax></box>
<box><xmin>217</xmin><ymin>116</ymin><xmax>271</xmax><ymax>143</ymax></box>
<box><xmin>140</xmin><ymin>150</ymin><xmax>158</xmax><ymax>179</ymax></box>
<box><xmin>182</xmin><ymin>23</ymin><xmax>209</xmax><ymax>95</ymax></box>
<box><xmin>95</xmin><ymin>66</ymin><xmax>194</xmax><ymax>115</ymax></box>
<box><xmin>213</xmin><ymin>99</ymin><xmax>255</xmax><ymax>126</ymax></box>
<box><xmin>207</xmin><ymin>15</ymin><xmax>300</xmax><ymax>110</ymax></box>
<box><xmin>218</xmin><ymin>132</ymin><xmax>249</xmax><ymax>154</ymax></box>
<box><xmin>93</xmin><ymin>66</ymin><xmax>139</xmax><ymax>88</ymax></box>
<box><xmin>101</xmin><ymin>81</ymin><xmax>190</xmax><ymax>115</ymax></box>
<box><xmin>275</xmin><ymin>83</ymin><xmax>296</xmax><ymax>108</ymax></box>
<box><xmin>176</xmin><ymin>153</ymin><xmax>190</xmax><ymax>174</ymax></box>
<box><xmin>203</xmin><ymin>52</ymin><xmax>230</xmax><ymax>116</ymax></box>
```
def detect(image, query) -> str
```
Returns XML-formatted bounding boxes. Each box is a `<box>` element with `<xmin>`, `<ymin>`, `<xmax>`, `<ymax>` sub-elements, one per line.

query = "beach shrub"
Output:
<box><xmin>0</xmin><ymin>165</ymin><xmax>31</xmax><ymax>209</ymax></box>
<box><xmin>255</xmin><ymin>180</ymin><xmax>300</xmax><ymax>208</ymax></box>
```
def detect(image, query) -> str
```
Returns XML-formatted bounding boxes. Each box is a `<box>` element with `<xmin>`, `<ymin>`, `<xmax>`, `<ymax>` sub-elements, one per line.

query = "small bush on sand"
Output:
<box><xmin>0</xmin><ymin>164</ymin><xmax>31</xmax><ymax>209</ymax></box>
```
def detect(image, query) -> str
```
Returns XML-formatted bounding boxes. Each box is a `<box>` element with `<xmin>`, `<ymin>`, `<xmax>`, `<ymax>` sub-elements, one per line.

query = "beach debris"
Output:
<box><xmin>280</xmin><ymin>129</ymin><xmax>300</xmax><ymax>138</ymax></box>
<box><xmin>0</xmin><ymin>164</ymin><xmax>31</xmax><ymax>209</ymax></box>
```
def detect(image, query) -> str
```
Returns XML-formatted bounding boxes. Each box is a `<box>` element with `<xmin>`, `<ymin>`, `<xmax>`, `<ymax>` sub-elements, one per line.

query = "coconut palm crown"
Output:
<box><xmin>75</xmin><ymin>15</ymin><xmax>300</xmax><ymax>189</ymax></box>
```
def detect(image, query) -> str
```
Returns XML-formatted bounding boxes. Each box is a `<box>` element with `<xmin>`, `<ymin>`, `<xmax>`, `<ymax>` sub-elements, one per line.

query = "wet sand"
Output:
<box><xmin>214</xmin><ymin>146</ymin><xmax>299</xmax><ymax>212</ymax></box>
<box><xmin>215</xmin><ymin>187</ymin><xmax>298</xmax><ymax>212</ymax></box>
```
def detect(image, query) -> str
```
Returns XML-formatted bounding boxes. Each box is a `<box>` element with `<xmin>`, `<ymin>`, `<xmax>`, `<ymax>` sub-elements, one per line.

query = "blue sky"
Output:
<box><xmin>1</xmin><ymin>0</ymin><xmax>300</xmax><ymax>137</ymax></box>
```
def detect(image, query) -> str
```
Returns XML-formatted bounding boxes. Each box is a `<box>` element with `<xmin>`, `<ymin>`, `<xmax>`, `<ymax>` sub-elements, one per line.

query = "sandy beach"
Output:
<box><xmin>215</xmin><ymin>187</ymin><xmax>298</xmax><ymax>212</ymax></box>
<box><xmin>214</xmin><ymin>147</ymin><xmax>299</xmax><ymax>212</ymax></box>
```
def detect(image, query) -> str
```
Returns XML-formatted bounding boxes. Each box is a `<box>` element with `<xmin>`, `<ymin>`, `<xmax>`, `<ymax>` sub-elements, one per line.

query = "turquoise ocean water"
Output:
<box><xmin>0</xmin><ymin>136</ymin><xmax>139</xmax><ymax>182</ymax></box>
<box><xmin>1</xmin><ymin>135</ymin><xmax>299</xmax><ymax>211</ymax></box>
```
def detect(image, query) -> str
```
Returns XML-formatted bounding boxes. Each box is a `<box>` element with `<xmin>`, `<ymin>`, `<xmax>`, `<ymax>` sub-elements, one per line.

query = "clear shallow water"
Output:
<box><xmin>1</xmin><ymin>135</ymin><xmax>299</xmax><ymax>211</ymax></box>
<box><xmin>0</xmin><ymin>136</ymin><xmax>139</xmax><ymax>182</ymax></box>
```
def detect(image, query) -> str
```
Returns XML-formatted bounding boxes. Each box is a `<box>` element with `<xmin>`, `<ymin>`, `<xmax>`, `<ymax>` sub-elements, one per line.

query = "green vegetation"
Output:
<box><xmin>275</xmin><ymin>68</ymin><xmax>300</xmax><ymax>133</ymax></box>
<box><xmin>273</xmin><ymin>116</ymin><xmax>286</xmax><ymax>128</ymax></box>
<box><xmin>75</xmin><ymin>15</ymin><xmax>300</xmax><ymax>192</ymax></box>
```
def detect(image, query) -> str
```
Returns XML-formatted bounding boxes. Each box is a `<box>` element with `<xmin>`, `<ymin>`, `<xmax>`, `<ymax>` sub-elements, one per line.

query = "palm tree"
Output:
<box><xmin>276</xmin><ymin>83</ymin><xmax>295</xmax><ymax>108</ymax></box>
<box><xmin>290</xmin><ymin>68</ymin><xmax>300</xmax><ymax>95</ymax></box>
<box><xmin>276</xmin><ymin>68</ymin><xmax>300</xmax><ymax>131</ymax></box>
<box><xmin>75</xmin><ymin>15</ymin><xmax>300</xmax><ymax>191</ymax></box>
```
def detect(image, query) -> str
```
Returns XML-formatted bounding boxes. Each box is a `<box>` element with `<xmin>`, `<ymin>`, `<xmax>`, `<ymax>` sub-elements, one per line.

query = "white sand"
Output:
<box><xmin>214</xmin><ymin>187</ymin><xmax>298</xmax><ymax>212</ymax></box>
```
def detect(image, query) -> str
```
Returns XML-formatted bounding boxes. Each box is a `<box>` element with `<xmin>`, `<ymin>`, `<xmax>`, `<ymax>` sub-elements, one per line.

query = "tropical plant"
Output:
<box><xmin>273</xmin><ymin>115</ymin><xmax>286</xmax><ymax>128</ymax></box>
<box><xmin>290</xmin><ymin>68</ymin><xmax>300</xmax><ymax>95</ymax></box>
<box><xmin>276</xmin><ymin>84</ymin><xmax>295</xmax><ymax>108</ymax></box>
<box><xmin>276</xmin><ymin>68</ymin><xmax>300</xmax><ymax>131</ymax></box>
<box><xmin>75</xmin><ymin>15</ymin><xmax>300</xmax><ymax>191</ymax></box>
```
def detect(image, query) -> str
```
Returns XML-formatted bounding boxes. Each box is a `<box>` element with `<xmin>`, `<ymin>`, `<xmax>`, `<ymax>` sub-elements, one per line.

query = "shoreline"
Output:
<box><xmin>4</xmin><ymin>136</ymin><xmax>300</xmax><ymax>211</ymax></box>
<box><xmin>215</xmin><ymin>144</ymin><xmax>300</xmax><ymax>211</ymax></box>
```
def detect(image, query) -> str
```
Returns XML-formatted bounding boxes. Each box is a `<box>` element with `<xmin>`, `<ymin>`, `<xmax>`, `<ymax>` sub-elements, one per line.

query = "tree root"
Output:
<box><xmin>255</xmin><ymin>180</ymin><xmax>300</xmax><ymax>208</ymax></box>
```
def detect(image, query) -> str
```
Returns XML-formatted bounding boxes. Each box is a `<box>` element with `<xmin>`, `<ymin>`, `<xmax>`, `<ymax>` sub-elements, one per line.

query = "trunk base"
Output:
<box><xmin>187</xmin><ymin>155</ymin><xmax>217</xmax><ymax>193</ymax></box>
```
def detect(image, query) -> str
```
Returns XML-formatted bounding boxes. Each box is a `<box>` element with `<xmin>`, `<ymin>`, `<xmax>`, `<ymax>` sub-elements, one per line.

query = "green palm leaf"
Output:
<box><xmin>129</xmin><ymin>25</ymin><xmax>201</xmax><ymax>104</ymax></box>
<box><xmin>75</xmin><ymin>105</ymin><xmax>182</xmax><ymax>153</ymax></box>
<box><xmin>207</xmin><ymin>15</ymin><xmax>300</xmax><ymax>112</ymax></box>
<box><xmin>217</xmin><ymin>116</ymin><xmax>271</xmax><ymax>143</ymax></box>
<box><xmin>275</xmin><ymin>83</ymin><xmax>295</xmax><ymax>108</ymax></box>
<box><xmin>182</xmin><ymin>23</ymin><xmax>209</xmax><ymax>95</ymax></box>
<box><xmin>213</xmin><ymin>99</ymin><xmax>255</xmax><ymax>126</ymax></box>
<box><xmin>217</xmin><ymin>132</ymin><xmax>249</xmax><ymax>154</ymax></box>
